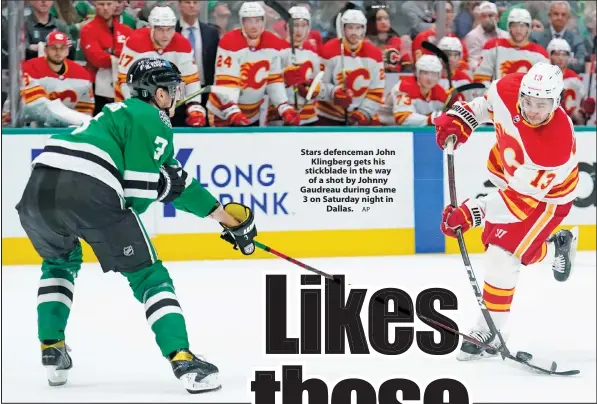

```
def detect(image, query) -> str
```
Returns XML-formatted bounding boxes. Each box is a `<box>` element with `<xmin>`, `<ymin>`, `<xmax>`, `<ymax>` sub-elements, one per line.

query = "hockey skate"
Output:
<box><xmin>548</xmin><ymin>227</ymin><xmax>578</xmax><ymax>282</ymax></box>
<box><xmin>169</xmin><ymin>349</ymin><xmax>221</xmax><ymax>394</ymax></box>
<box><xmin>41</xmin><ymin>340</ymin><xmax>72</xmax><ymax>386</ymax></box>
<box><xmin>456</xmin><ymin>326</ymin><xmax>506</xmax><ymax>361</ymax></box>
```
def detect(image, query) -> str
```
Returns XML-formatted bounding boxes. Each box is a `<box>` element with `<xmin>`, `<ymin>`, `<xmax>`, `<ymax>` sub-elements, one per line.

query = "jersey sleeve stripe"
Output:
<box><xmin>182</xmin><ymin>73</ymin><xmax>200</xmax><ymax>84</ymax></box>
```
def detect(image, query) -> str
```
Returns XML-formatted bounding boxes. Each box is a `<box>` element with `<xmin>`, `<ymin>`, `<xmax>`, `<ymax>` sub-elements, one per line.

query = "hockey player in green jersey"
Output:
<box><xmin>16</xmin><ymin>57</ymin><xmax>257</xmax><ymax>394</ymax></box>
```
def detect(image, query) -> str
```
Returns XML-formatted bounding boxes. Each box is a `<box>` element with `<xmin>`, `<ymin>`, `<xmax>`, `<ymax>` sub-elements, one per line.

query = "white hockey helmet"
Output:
<box><xmin>289</xmin><ymin>6</ymin><xmax>311</xmax><ymax>23</ymax></box>
<box><xmin>547</xmin><ymin>38</ymin><xmax>572</xmax><ymax>55</ymax></box>
<box><xmin>507</xmin><ymin>8</ymin><xmax>532</xmax><ymax>26</ymax></box>
<box><xmin>437</xmin><ymin>37</ymin><xmax>463</xmax><ymax>54</ymax></box>
<box><xmin>239</xmin><ymin>1</ymin><xmax>265</xmax><ymax>19</ymax></box>
<box><xmin>149</xmin><ymin>6</ymin><xmax>177</xmax><ymax>27</ymax></box>
<box><xmin>416</xmin><ymin>54</ymin><xmax>443</xmax><ymax>74</ymax></box>
<box><xmin>341</xmin><ymin>9</ymin><xmax>367</xmax><ymax>27</ymax></box>
<box><xmin>519</xmin><ymin>62</ymin><xmax>564</xmax><ymax>113</ymax></box>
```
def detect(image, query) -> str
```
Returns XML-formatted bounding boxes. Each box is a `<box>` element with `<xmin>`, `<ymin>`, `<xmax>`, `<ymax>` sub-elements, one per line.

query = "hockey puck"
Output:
<box><xmin>516</xmin><ymin>351</ymin><xmax>533</xmax><ymax>362</ymax></box>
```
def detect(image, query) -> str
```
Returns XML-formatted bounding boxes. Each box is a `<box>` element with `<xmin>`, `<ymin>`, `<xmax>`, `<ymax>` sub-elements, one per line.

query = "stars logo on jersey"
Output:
<box><xmin>159</xmin><ymin>110</ymin><xmax>172</xmax><ymax>128</ymax></box>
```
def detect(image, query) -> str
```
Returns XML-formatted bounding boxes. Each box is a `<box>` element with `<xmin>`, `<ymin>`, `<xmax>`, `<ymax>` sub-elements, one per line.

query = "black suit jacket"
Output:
<box><xmin>175</xmin><ymin>20</ymin><xmax>219</xmax><ymax>86</ymax></box>
<box><xmin>530</xmin><ymin>28</ymin><xmax>586</xmax><ymax>74</ymax></box>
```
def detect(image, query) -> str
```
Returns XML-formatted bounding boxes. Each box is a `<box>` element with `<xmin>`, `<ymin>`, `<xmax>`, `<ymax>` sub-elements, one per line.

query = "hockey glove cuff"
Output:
<box><xmin>157</xmin><ymin>165</ymin><xmax>187</xmax><ymax>203</ymax></box>
<box><xmin>220</xmin><ymin>202</ymin><xmax>257</xmax><ymax>255</ymax></box>
<box><xmin>440</xmin><ymin>198</ymin><xmax>485</xmax><ymax>238</ymax></box>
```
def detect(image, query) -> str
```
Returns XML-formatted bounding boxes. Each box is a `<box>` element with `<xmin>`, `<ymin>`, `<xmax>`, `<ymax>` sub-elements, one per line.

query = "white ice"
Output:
<box><xmin>2</xmin><ymin>252</ymin><xmax>595</xmax><ymax>403</ymax></box>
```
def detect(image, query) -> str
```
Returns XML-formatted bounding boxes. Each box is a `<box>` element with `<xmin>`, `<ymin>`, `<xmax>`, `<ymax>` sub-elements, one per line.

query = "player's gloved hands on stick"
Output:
<box><xmin>332</xmin><ymin>86</ymin><xmax>353</xmax><ymax>109</ymax></box>
<box><xmin>580</xmin><ymin>97</ymin><xmax>595</xmax><ymax>119</ymax></box>
<box><xmin>348</xmin><ymin>109</ymin><xmax>371</xmax><ymax>126</ymax></box>
<box><xmin>297</xmin><ymin>80</ymin><xmax>320</xmax><ymax>99</ymax></box>
<box><xmin>440</xmin><ymin>198</ymin><xmax>485</xmax><ymax>238</ymax></box>
<box><xmin>157</xmin><ymin>165</ymin><xmax>187</xmax><ymax>203</ymax></box>
<box><xmin>279</xmin><ymin>104</ymin><xmax>301</xmax><ymax>125</ymax></box>
<box><xmin>283</xmin><ymin>63</ymin><xmax>309</xmax><ymax>87</ymax></box>
<box><xmin>185</xmin><ymin>103</ymin><xmax>207</xmax><ymax>127</ymax></box>
<box><xmin>222</xmin><ymin>103</ymin><xmax>250</xmax><ymax>126</ymax></box>
<box><xmin>434</xmin><ymin>110</ymin><xmax>473</xmax><ymax>150</ymax></box>
<box><xmin>219</xmin><ymin>202</ymin><xmax>257</xmax><ymax>255</ymax></box>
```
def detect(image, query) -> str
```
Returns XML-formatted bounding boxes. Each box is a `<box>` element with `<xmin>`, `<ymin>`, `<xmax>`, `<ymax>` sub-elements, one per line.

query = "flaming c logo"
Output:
<box><xmin>495</xmin><ymin>122</ymin><xmax>524</xmax><ymax>176</ymax></box>
<box><xmin>562</xmin><ymin>88</ymin><xmax>577</xmax><ymax>115</ymax></box>
<box><xmin>240</xmin><ymin>60</ymin><xmax>270</xmax><ymax>90</ymax></box>
<box><xmin>49</xmin><ymin>89</ymin><xmax>78</xmax><ymax>104</ymax></box>
<box><xmin>500</xmin><ymin>60</ymin><xmax>533</xmax><ymax>77</ymax></box>
<box><xmin>335</xmin><ymin>68</ymin><xmax>371</xmax><ymax>97</ymax></box>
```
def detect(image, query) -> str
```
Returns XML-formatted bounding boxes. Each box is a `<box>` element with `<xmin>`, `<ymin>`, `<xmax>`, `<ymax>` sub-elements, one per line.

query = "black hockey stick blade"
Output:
<box><xmin>422</xmin><ymin>40</ymin><xmax>452</xmax><ymax>87</ymax></box>
<box><xmin>264</xmin><ymin>0</ymin><xmax>291</xmax><ymax>21</ymax></box>
<box><xmin>442</xmin><ymin>83</ymin><xmax>487</xmax><ymax>112</ymax></box>
<box><xmin>419</xmin><ymin>315</ymin><xmax>580</xmax><ymax>376</ymax></box>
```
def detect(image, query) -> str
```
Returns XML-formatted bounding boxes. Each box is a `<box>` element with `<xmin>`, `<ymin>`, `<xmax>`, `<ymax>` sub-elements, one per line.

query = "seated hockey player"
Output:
<box><xmin>436</xmin><ymin>37</ymin><xmax>476</xmax><ymax>102</ymax></box>
<box><xmin>115</xmin><ymin>6</ymin><xmax>207</xmax><ymax>127</ymax></box>
<box><xmin>378</xmin><ymin>54</ymin><xmax>447</xmax><ymax>126</ymax></box>
<box><xmin>16</xmin><ymin>57</ymin><xmax>258</xmax><ymax>393</ymax></box>
<box><xmin>474</xmin><ymin>9</ymin><xmax>548</xmax><ymax>86</ymax></box>
<box><xmin>434</xmin><ymin>62</ymin><xmax>579</xmax><ymax>360</ymax></box>
<box><xmin>547</xmin><ymin>38</ymin><xmax>595</xmax><ymax>124</ymax></box>
<box><xmin>268</xmin><ymin>6</ymin><xmax>321</xmax><ymax>126</ymax></box>
<box><xmin>316</xmin><ymin>9</ymin><xmax>384</xmax><ymax>126</ymax></box>
<box><xmin>206</xmin><ymin>1</ymin><xmax>300</xmax><ymax>127</ymax></box>
<box><xmin>18</xmin><ymin>31</ymin><xmax>94</xmax><ymax>127</ymax></box>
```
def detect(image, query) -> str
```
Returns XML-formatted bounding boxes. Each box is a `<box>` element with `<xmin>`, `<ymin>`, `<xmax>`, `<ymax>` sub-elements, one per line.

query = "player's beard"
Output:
<box><xmin>46</xmin><ymin>55</ymin><xmax>66</xmax><ymax>68</ymax></box>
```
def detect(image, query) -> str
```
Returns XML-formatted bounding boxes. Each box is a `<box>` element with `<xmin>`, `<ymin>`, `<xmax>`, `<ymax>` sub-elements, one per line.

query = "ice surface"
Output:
<box><xmin>2</xmin><ymin>252</ymin><xmax>595</xmax><ymax>403</ymax></box>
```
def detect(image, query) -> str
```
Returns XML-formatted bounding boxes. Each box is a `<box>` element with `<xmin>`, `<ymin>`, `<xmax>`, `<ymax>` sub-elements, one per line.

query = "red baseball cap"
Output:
<box><xmin>46</xmin><ymin>31</ymin><xmax>69</xmax><ymax>47</ymax></box>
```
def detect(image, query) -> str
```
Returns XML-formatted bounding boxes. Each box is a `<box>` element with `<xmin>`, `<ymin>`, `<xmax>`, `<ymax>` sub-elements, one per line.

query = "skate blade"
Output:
<box><xmin>180</xmin><ymin>372</ymin><xmax>221</xmax><ymax>394</ymax></box>
<box><xmin>45</xmin><ymin>365</ymin><xmax>68</xmax><ymax>386</ymax></box>
<box><xmin>457</xmin><ymin>350</ymin><xmax>499</xmax><ymax>361</ymax></box>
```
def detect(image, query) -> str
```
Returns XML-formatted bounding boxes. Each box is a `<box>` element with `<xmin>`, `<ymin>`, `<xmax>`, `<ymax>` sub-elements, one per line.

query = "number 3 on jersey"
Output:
<box><xmin>154</xmin><ymin>136</ymin><xmax>168</xmax><ymax>160</ymax></box>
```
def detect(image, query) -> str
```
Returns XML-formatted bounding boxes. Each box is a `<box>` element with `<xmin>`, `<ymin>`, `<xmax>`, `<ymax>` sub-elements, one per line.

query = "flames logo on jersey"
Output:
<box><xmin>49</xmin><ymin>89</ymin><xmax>78</xmax><ymax>104</ymax></box>
<box><xmin>240</xmin><ymin>60</ymin><xmax>270</xmax><ymax>90</ymax></box>
<box><xmin>500</xmin><ymin>60</ymin><xmax>532</xmax><ymax>77</ymax></box>
<box><xmin>335</xmin><ymin>68</ymin><xmax>371</xmax><ymax>97</ymax></box>
<box><xmin>495</xmin><ymin>122</ymin><xmax>524</xmax><ymax>177</ymax></box>
<box><xmin>562</xmin><ymin>88</ymin><xmax>577</xmax><ymax>115</ymax></box>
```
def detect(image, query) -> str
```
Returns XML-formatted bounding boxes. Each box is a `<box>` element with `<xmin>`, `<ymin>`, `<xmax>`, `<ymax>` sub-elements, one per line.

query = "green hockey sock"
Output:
<box><xmin>37</xmin><ymin>242</ymin><xmax>82</xmax><ymax>342</ymax></box>
<box><xmin>122</xmin><ymin>261</ymin><xmax>189</xmax><ymax>357</ymax></box>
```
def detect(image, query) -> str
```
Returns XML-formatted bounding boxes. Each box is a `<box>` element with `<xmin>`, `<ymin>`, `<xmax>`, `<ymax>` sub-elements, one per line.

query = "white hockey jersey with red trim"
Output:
<box><xmin>439</xmin><ymin>68</ymin><xmax>478</xmax><ymax>102</ymax></box>
<box><xmin>474</xmin><ymin>39</ymin><xmax>548</xmax><ymax>86</ymax></box>
<box><xmin>116</xmin><ymin>27</ymin><xmax>201</xmax><ymax>103</ymax></box>
<box><xmin>206</xmin><ymin>29</ymin><xmax>290</xmax><ymax>126</ymax></box>
<box><xmin>456</xmin><ymin>72</ymin><xmax>578</xmax><ymax>225</ymax></box>
<box><xmin>268</xmin><ymin>40</ymin><xmax>321</xmax><ymax>125</ymax></box>
<box><xmin>21</xmin><ymin>57</ymin><xmax>95</xmax><ymax>115</ymax></box>
<box><xmin>317</xmin><ymin>38</ymin><xmax>385</xmax><ymax>122</ymax></box>
<box><xmin>378</xmin><ymin>75</ymin><xmax>447</xmax><ymax>126</ymax></box>
<box><xmin>560</xmin><ymin>68</ymin><xmax>584</xmax><ymax>117</ymax></box>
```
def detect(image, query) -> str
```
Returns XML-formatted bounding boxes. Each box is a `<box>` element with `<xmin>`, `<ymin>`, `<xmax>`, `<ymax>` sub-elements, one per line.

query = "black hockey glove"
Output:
<box><xmin>219</xmin><ymin>202</ymin><xmax>257</xmax><ymax>255</ymax></box>
<box><xmin>157</xmin><ymin>165</ymin><xmax>187</xmax><ymax>203</ymax></box>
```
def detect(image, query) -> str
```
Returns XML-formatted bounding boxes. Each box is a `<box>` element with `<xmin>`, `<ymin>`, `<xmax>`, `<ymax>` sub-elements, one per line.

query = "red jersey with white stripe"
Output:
<box><xmin>267</xmin><ymin>40</ymin><xmax>321</xmax><ymax>125</ymax></box>
<box><xmin>560</xmin><ymin>68</ymin><xmax>584</xmax><ymax>117</ymax></box>
<box><xmin>459</xmin><ymin>72</ymin><xmax>578</xmax><ymax>225</ymax></box>
<box><xmin>412</xmin><ymin>28</ymin><xmax>469</xmax><ymax>70</ymax></box>
<box><xmin>474</xmin><ymin>38</ymin><xmax>548</xmax><ymax>86</ymax></box>
<box><xmin>206</xmin><ymin>29</ymin><xmax>290</xmax><ymax>126</ymax></box>
<box><xmin>317</xmin><ymin>38</ymin><xmax>385</xmax><ymax>122</ymax></box>
<box><xmin>116</xmin><ymin>28</ymin><xmax>201</xmax><ymax>104</ymax></box>
<box><xmin>379</xmin><ymin>75</ymin><xmax>446</xmax><ymax>125</ymax></box>
<box><xmin>21</xmin><ymin>57</ymin><xmax>95</xmax><ymax>115</ymax></box>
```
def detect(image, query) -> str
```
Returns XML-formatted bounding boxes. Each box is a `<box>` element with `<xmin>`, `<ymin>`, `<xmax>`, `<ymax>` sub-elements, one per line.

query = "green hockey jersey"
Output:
<box><xmin>32</xmin><ymin>98</ymin><xmax>218</xmax><ymax>217</ymax></box>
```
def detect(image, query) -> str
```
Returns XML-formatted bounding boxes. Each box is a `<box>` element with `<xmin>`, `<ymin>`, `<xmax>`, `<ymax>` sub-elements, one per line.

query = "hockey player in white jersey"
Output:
<box><xmin>435</xmin><ymin>63</ymin><xmax>579</xmax><ymax>360</ymax></box>
<box><xmin>379</xmin><ymin>54</ymin><xmax>448</xmax><ymax>126</ymax></box>
<box><xmin>437</xmin><ymin>37</ymin><xmax>475</xmax><ymax>101</ymax></box>
<box><xmin>547</xmin><ymin>38</ymin><xmax>595</xmax><ymax>124</ymax></box>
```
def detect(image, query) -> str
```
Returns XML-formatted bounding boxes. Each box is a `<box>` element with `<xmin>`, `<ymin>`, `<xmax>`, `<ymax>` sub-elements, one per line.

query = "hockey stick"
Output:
<box><xmin>442</xmin><ymin>83</ymin><xmax>486</xmax><ymax>111</ymax></box>
<box><xmin>175</xmin><ymin>85</ymin><xmax>236</xmax><ymax>108</ymax></box>
<box><xmin>443</xmin><ymin>137</ymin><xmax>580</xmax><ymax>376</ymax></box>
<box><xmin>306</xmin><ymin>71</ymin><xmax>325</xmax><ymax>101</ymax></box>
<box><xmin>422</xmin><ymin>40</ymin><xmax>452</xmax><ymax>89</ymax></box>
<box><xmin>418</xmin><ymin>314</ymin><xmax>580</xmax><ymax>376</ymax></box>
<box><xmin>253</xmin><ymin>240</ymin><xmax>338</xmax><ymax>282</ymax></box>
<box><xmin>264</xmin><ymin>0</ymin><xmax>299</xmax><ymax>109</ymax></box>
<box><xmin>336</xmin><ymin>12</ymin><xmax>349</xmax><ymax>125</ymax></box>
<box><xmin>583</xmin><ymin>35</ymin><xmax>596</xmax><ymax>125</ymax></box>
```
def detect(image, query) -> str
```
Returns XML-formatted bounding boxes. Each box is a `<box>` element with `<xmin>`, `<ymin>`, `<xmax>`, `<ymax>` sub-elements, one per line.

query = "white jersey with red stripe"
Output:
<box><xmin>206</xmin><ymin>29</ymin><xmax>290</xmax><ymax>126</ymax></box>
<box><xmin>560</xmin><ymin>68</ymin><xmax>584</xmax><ymax>117</ymax></box>
<box><xmin>473</xmin><ymin>39</ymin><xmax>549</xmax><ymax>87</ymax></box>
<box><xmin>116</xmin><ymin>27</ymin><xmax>201</xmax><ymax>104</ymax></box>
<box><xmin>317</xmin><ymin>38</ymin><xmax>385</xmax><ymax>122</ymax></box>
<box><xmin>378</xmin><ymin>75</ymin><xmax>447</xmax><ymax>126</ymax></box>
<box><xmin>439</xmin><ymin>68</ymin><xmax>478</xmax><ymax>101</ymax></box>
<box><xmin>21</xmin><ymin>57</ymin><xmax>95</xmax><ymax>115</ymax></box>
<box><xmin>273</xmin><ymin>40</ymin><xmax>321</xmax><ymax>125</ymax></box>
<box><xmin>455</xmin><ymin>72</ymin><xmax>578</xmax><ymax>225</ymax></box>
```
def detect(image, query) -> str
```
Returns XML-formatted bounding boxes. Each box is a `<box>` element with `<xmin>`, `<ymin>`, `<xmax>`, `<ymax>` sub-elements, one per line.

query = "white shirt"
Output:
<box><xmin>180</xmin><ymin>19</ymin><xmax>204</xmax><ymax>84</ymax></box>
